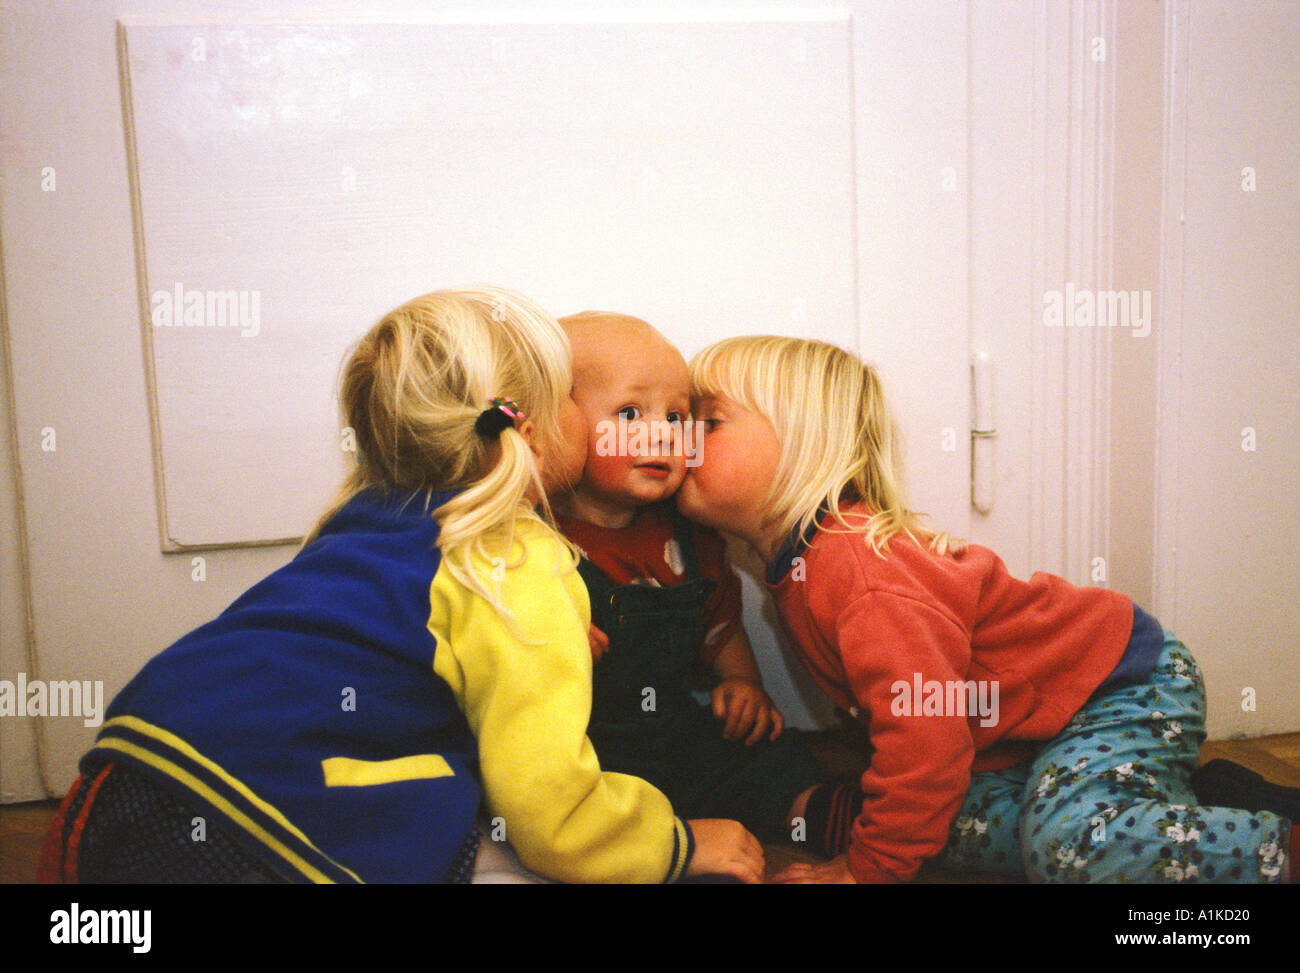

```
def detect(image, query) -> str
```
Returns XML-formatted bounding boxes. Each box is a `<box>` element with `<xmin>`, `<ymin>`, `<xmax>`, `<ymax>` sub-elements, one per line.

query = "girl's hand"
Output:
<box><xmin>711</xmin><ymin>677</ymin><xmax>784</xmax><ymax>745</ymax></box>
<box><xmin>686</xmin><ymin>819</ymin><xmax>765</xmax><ymax>884</ymax></box>
<box><xmin>587</xmin><ymin>623</ymin><xmax>609</xmax><ymax>662</ymax></box>
<box><xmin>769</xmin><ymin>854</ymin><xmax>857</xmax><ymax>884</ymax></box>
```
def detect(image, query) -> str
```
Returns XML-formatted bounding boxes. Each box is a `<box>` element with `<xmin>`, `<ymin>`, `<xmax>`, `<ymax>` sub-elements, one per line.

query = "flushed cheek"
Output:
<box><xmin>584</xmin><ymin>448</ymin><xmax>634</xmax><ymax>487</ymax></box>
<box><xmin>678</xmin><ymin>466</ymin><xmax>750</xmax><ymax>533</ymax></box>
<box><xmin>683</xmin><ymin>458</ymin><xmax>740</xmax><ymax>508</ymax></box>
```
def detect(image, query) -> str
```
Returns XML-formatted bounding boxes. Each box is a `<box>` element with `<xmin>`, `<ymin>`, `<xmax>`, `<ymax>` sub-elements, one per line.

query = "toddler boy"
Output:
<box><xmin>554</xmin><ymin>311</ymin><xmax>860</xmax><ymax>852</ymax></box>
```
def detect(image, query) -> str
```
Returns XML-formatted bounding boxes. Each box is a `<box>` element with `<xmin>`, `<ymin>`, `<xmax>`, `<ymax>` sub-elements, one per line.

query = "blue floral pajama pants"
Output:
<box><xmin>936</xmin><ymin>631</ymin><xmax>1291</xmax><ymax>883</ymax></box>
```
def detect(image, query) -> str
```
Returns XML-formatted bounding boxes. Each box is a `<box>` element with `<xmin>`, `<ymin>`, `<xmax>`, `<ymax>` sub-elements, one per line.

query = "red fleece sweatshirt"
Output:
<box><xmin>765</xmin><ymin>508</ymin><xmax>1134</xmax><ymax>884</ymax></box>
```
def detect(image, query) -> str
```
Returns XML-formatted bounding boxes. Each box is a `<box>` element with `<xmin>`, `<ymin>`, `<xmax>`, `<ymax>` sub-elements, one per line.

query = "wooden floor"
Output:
<box><xmin>5</xmin><ymin>732</ymin><xmax>1299</xmax><ymax>884</ymax></box>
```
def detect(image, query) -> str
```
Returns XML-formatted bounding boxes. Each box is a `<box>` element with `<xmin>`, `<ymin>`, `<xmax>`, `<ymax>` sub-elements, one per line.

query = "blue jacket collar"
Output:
<box><xmin>765</xmin><ymin>503</ymin><xmax>830</xmax><ymax>585</ymax></box>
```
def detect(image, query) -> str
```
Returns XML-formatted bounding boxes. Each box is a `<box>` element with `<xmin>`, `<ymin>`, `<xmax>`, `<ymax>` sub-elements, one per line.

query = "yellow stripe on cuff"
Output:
<box><xmin>667</xmin><ymin>817</ymin><xmax>691</xmax><ymax>884</ymax></box>
<box><xmin>321</xmin><ymin>754</ymin><xmax>455</xmax><ymax>787</ymax></box>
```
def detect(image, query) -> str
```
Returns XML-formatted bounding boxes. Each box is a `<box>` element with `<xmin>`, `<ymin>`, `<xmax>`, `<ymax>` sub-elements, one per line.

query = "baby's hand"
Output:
<box><xmin>685</xmin><ymin>819</ymin><xmax>765</xmax><ymax>884</ymax></box>
<box><xmin>711</xmin><ymin>678</ymin><xmax>784</xmax><ymax>745</ymax></box>
<box><xmin>588</xmin><ymin>624</ymin><xmax>610</xmax><ymax>663</ymax></box>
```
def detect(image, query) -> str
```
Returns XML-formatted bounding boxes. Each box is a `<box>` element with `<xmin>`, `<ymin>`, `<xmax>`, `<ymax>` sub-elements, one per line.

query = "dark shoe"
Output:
<box><xmin>1191</xmin><ymin>759</ymin><xmax>1300</xmax><ymax>823</ymax></box>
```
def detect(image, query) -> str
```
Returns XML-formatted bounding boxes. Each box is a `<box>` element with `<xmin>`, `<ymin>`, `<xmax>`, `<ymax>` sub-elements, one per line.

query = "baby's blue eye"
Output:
<box><xmin>617</xmin><ymin>405</ymin><xmax>640</xmax><ymax>421</ymax></box>
<box><xmin>667</xmin><ymin>412</ymin><xmax>685</xmax><ymax>424</ymax></box>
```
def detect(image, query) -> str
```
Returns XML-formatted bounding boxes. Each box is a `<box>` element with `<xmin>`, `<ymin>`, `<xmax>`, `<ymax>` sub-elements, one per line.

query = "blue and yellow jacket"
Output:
<box><xmin>86</xmin><ymin>487</ymin><xmax>694</xmax><ymax>883</ymax></box>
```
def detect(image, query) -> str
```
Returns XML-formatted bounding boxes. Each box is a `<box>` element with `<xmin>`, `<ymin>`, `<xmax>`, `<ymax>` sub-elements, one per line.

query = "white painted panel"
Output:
<box><xmin>851</xmin><ymin>2</ymin><xmax>970</xmax><ymax>545</ymax></box>
<box><xmin>121</xmin><ymin>16</ymin><xmax>855</xmax><ymax>549</ymax></box>
<box><xmin>1156</xmin><ymin>0</ymin><xmax>1300</xmax><ymax>736</ymax></box>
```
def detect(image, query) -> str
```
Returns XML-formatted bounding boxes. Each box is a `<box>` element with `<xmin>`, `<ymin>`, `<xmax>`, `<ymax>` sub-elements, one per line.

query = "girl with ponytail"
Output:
<box><xmin>40</xmin><ymin>287</ymin><xmax>762</xmax><ymax>885</ymax></box>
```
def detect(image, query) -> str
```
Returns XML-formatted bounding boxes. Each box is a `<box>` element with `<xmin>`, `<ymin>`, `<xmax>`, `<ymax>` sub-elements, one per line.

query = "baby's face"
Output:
<box><xmin>567</xmin><ymin>321</ymin><xmax>692</xmax><ymax>520</ymax></box>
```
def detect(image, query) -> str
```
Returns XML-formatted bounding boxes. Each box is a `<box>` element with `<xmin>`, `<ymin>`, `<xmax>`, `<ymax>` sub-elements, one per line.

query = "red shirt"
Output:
<box><xmin>765</xmin><ymin>506</ymin><xmax>1134</xmax><ymax>883</ymax></box>
<box><xmin>556</xmin><ymin>502</ymin><xmax>745</xmax><ymax>667</ymax></box>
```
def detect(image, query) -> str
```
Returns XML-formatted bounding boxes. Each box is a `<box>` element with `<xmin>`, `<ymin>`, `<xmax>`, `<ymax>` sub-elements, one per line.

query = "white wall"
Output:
<box><xmin>1</xmin><ymin>0</ymin><xmax>975</xmax><ymax>794</ymax></box>
<box><xmin>1152</xmin><ymin>0</ymin><xmax>1300</xmax><ymax>737</ymax></box>
<box><xmin>1109</xmin><ymin>0</ymin><xmax>1163</xmax><ymax>613</ymax></box>
<box><xmin>2</xmin><ymin>0</ymin><xmax>1297</xmax><ymax>800</ymax></box>
<box><xmin>964</xmin><ymin>0</ymin><xmax>1300</xmax><ymax>739</ymax></box>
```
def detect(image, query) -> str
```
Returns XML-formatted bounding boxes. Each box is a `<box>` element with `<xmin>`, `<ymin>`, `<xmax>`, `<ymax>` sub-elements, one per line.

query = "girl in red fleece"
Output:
<box><xmin>676</xmin><ymin>335</ymin><xmax>1298</xmax><ymax>884</ymax></box>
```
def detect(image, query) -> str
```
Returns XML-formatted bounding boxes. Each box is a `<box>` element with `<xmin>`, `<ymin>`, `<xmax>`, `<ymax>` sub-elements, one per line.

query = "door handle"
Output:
<box><xmin>971</xmin><ymin>352</ymin><xmax>996</xmax><ymax>514</ymax></box>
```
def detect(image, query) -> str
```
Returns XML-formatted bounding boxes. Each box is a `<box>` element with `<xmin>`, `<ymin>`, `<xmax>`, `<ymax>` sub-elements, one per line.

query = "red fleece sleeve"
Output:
<box><xmin>836</xmin><ymin>590</ymin><xmax>976</xmax><ymax>884</ymax></box>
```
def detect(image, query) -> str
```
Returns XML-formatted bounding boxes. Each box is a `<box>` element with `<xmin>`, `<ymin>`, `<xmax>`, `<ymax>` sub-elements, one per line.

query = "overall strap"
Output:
<box><xmin>576</xmin><ymin>552</ymin><xmax>618</xmax><ymax>629</ymax></box>
<box><xmin>669</xmin><ymin>506</ymin><xmax>703</xmax><ymax>582</ymax></box>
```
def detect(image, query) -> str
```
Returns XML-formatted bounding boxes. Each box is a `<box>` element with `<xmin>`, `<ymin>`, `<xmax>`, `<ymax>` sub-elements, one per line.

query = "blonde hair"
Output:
<box><xmin>305</xmin><ymin>286</ymin><xmax>580</xmax><ymax>622</ymax></box>
<box><xmin>689</xmin><ymin>335</ymin><xmax>962</xmax><ymax>557</ymax></box>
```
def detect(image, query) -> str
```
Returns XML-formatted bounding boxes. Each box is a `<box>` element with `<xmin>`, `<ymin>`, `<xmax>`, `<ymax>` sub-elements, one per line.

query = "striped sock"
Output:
<box><xmin>801</xmin><ymin>781</ymin><xmax>865</xmax><ymax>858</ymax></box>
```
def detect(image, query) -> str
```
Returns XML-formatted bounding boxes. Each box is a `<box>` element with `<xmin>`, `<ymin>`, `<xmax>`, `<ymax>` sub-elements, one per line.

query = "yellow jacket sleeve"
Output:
<box><xmin>428</xmin><ymin>519</ymin><xmax>693</xmax><ymax>883</ymax></box>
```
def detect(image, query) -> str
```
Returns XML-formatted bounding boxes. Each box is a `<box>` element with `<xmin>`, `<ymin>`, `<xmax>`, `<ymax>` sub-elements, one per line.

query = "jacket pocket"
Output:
<box><xmin>321</xmin><ymin>754</ymin><xmax>455</xmax><ymax>787</ymax></box>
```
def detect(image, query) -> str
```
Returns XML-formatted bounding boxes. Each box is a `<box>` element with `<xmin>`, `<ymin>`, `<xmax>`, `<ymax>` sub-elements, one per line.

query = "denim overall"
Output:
<box><xmin>580</xmin><ymin>508</ymin><xmax>824</xmax><ymax>841</ymax></box>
